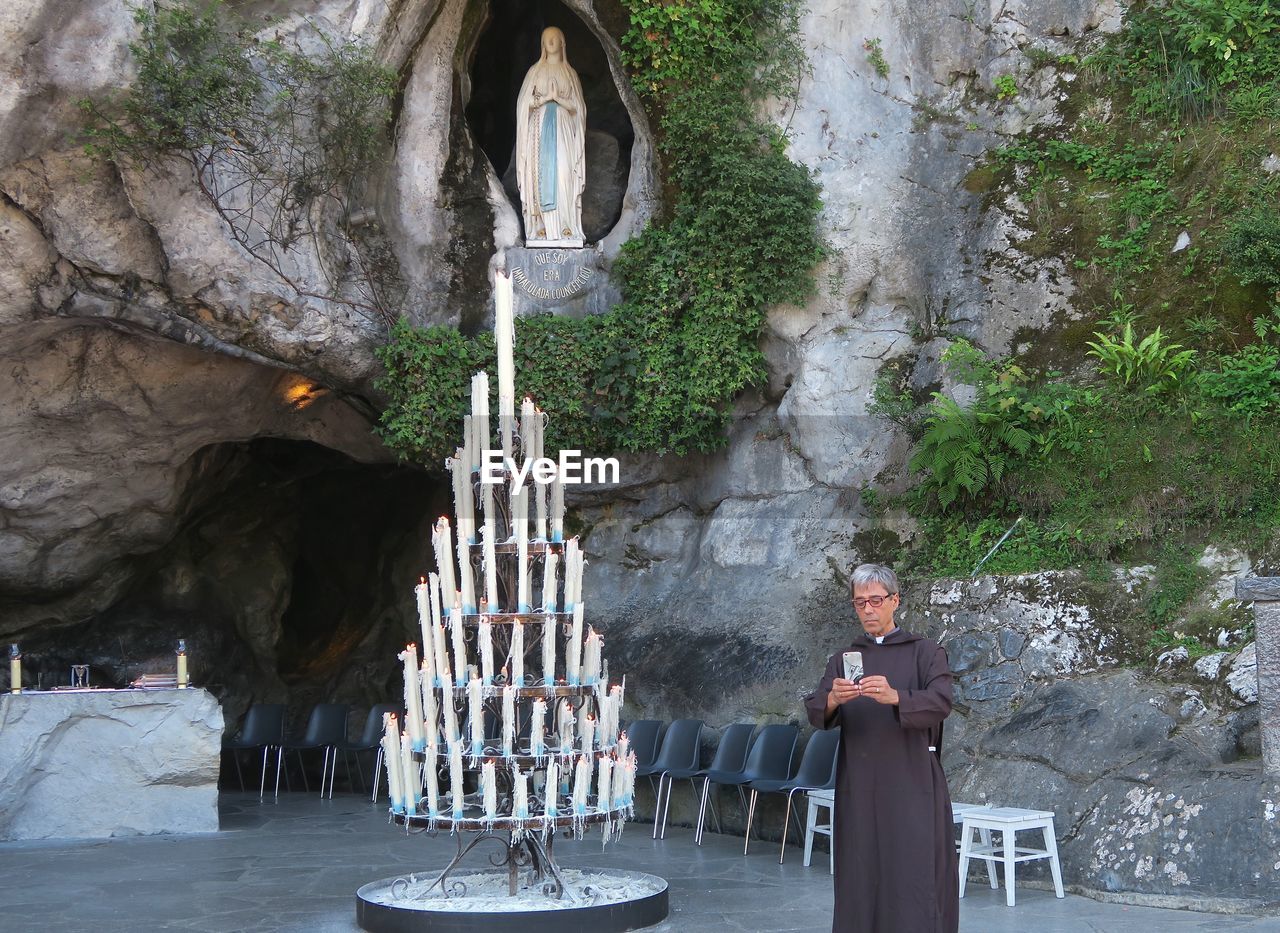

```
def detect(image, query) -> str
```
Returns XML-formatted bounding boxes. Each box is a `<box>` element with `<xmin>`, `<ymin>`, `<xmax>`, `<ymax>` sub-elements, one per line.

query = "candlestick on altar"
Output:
<box><xmin>400</xmin><ymin>646</ymin><xmax>426</xmax><ymax>751</ymax></box>
<box><xmin>443</xmin><ymin>684</ymin><xmax>460</xmax><ymax>747</ymax></box>
<box><xmin>514</xmin><ymin>763</ymin><xmax>529</xmax><ymax>819</ymax></box>
<box><xmin>449</xmin><ymin>741</ymin><xmax>465</xmax><ymax>819</ymax></box>
<box><xmin>472</xmin><ymin>372</ymin><xmax>491</xmax><ymax>468</ymax></box>
<box><xmin>542</xmin><ymin>550</ymin><xmax>559</xmax><ymax>613</ymax></box>
<box><xmin>479</xmin><ymin>617</ymin><xmax>494</xmax><ymax>685</ymax></box>
<box><xmin>567</xmin><ymin>603</ymin><xmax>584</xmax><ymax>685</ymax></box>
<box><xmin>531</xmin><ymin>698</ymin><xmax>547</xmax><ymax>756</ymax></box>
<box><xmin>597</xmin><ymin>755</ymin><xmax>613</xmax><ymax>811</ymax></box>
<box><xmin>612</xmin><ymin>751</ymin><xmax>628</xmax><ymax>810</ymax></box>
<box><xmin>433</xmin><ymin>517</ymin><xmax>457</xmax><ymax>606</ymax></box>
<box><xmin>433</xmin><ymin>616</ymin><xmax>452</xmax><ymax>689</ymax></box>
<box><xmin>422</xmin><ymin>666</ymin><xmax>440</xmax><ymax>749</ymax></box>
<box><xmin>425</xmin><ymin>745</ymin><xmax>440</xmax><ymax>816</ymax></box>
<box><xmin>544</xmin><ymin>759</ymin><xmax>559</xmax><ymax>817</ymax></box>
<box><xmin>583</xmin><ymin>628</ymin><xmax>602</xmax><ymax>686</ymax></box>
<box><xmin>495</xmin><ymin>271</ymin><xmax>515</xmax><ymax>460</ymax></box>
<box><xmin>383</xmin><ymin>713</ymin><xmax>404</xmax><ymax>812</ymax></box>
<box><xmin>550</xmin><ymin>466</ymin><xmax>564</xmax><ymax>542</ymax></box>
<box><xmin>542</xmin><ymin>614</ymin><xmax>556</xmax><ymax>686</ymax></box>
<box><xmin>559</xmin><ymin>703</ymin><xmax>575</xmax><ymax>752</ymax></box>
<box><xmin>578</xmin><ymin>708</ymin><xmax>596</xmax><ymax>753</ymax></box>
<box><xmin>511</xmin><ymin>620</ymin><xmax>525</xmax><ymax>686</ymax></box>
<box><xmin>450</xmin><ymin>604</ymin><xmax>467</xmax><ymax>687</ymax></box>
<box><xmin>468</xmin><ymin>677</ymin><xmax>484</xmax><ymax>758</ymax></box>
<box><xmin>563</xmin><ymin>540</ymin><xmax>579</xmax><ymax>611</ymax></box>
<box><xmin>623</xmin><ymin>751</ymin><xmax>637</xmax><ymax>805</ymax></box>
<box><xmin>417</xmin><ymin>578</ymin><xmax>435</xmax><ymax>685</ymax></box>
<box><xmin>400</xmin><ymin>734</ymin><xmax>420</xmax><ymax>816</ymax></box>
<box><xmin>482</xmin><ymin>758</ymin><xmax>498</xmax><ymax>820</ymax></box>
<box><xmin>176</xmin><ymin>639</ymin><xmax>188</xmax><ymax>689</ymax></box>
<box><xmin>8</xmin><ymin>644</ymin><xmax>20</xmax><ymax>694</ymax></box>
<box><xmin>502</xmin><ymin>683</ymin><xmax>515</xmax><ymax>756</ymax></box>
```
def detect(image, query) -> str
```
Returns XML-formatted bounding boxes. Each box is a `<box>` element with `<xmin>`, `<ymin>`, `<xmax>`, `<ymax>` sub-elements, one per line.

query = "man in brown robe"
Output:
<box><xmin>805</xmin><ymin>563</ymin><xmax>959</xmax><ymax>933</ymax></box>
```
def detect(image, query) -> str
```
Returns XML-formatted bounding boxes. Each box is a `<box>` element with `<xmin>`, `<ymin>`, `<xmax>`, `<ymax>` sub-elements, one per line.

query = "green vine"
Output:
<box><xmin>377</xmin><ymin>0</ymin><xmax>824</xmax><ymax>466</ymax></box>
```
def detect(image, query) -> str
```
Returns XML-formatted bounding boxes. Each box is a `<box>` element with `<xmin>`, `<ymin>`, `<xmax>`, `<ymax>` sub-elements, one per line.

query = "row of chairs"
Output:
<box><xmin>224</xmin><ymin>703</ymin><xmax>399</xmax><ymax>799</ymax></box>
<box><xmin>625</xmin><ymin>719</ymin><xmax>839</xmax><ymax>862</ymax></box>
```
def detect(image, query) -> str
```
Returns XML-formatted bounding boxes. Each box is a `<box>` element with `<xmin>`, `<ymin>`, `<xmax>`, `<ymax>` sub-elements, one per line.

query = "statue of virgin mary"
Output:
<box><xmin>515</xmin><ymin>27</ymin><xmax>586</xmax><ymax>245</ymax></box>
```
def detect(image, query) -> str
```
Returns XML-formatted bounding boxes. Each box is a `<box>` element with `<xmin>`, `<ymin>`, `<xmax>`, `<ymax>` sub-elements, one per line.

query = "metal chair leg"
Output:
<box><xmin>652</xmin><ymin>775</ymin><xmax>666</xmax><ymax>839</ymax></box>
<box><xmin>744</xmin><ymin>789</ymin><xmax>758</xmax><ymax>855</ymax></box>
<box><xmin>695</xmin><ymin>778</ymin><xmax>711</xmax><ymax>845</ymax></box>
<box><xmin>232</xmin><ymin>749</ymin><xmax>245</xmax><ymax>792</ymax></box>
<box><xmin>371</xmin><ymin>746</ymin><xmax>384</xmax><ymax>802</ymax></box>
<box><xmin>274</xmin><ymin>746</ymin><xmax>283</xmax><ymax>799</ymax></box>
<box><xmin>259</xmin><ymin>746</ymin><xmax>269</xmax><ymax>799</ymax></box>
<box><xmin>709</xmin><ymin>788</ymin><xmax>723</xmax><ymax>834</ymax></box>
<box><xmin>780</xmin><ymin>792</ymin><xmax>793</xmax><ymax>864</ymax></box>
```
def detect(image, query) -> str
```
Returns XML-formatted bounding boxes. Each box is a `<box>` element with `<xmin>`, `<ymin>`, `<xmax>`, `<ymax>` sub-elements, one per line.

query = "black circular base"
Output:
<box><xmin>356</xmin><ymin>869</ymin><xmax>668</xmax><ymax>933</ymax></box>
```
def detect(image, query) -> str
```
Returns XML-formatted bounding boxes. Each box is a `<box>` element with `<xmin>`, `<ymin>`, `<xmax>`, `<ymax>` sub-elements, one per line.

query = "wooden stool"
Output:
<box><xmin>804</xmin><ymin>788</ymin><xmax>834</xmax><ymax>874</ymax></box>
<box><xmin>958</xmin><ymin>807</ymin><xmax>1065</xmax><ymax>907</ymax></box>
<box><xmin>952</xmin><ymin>802</ymin><xmax>997</xmax><ymax>889</ymax></box>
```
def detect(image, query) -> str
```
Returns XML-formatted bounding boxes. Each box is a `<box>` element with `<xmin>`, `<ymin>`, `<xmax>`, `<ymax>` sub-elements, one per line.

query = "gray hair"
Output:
<box><xmin>850</xmin><ymin>563</ymin><xmax>900</xmax><ymax>598</ymax></box>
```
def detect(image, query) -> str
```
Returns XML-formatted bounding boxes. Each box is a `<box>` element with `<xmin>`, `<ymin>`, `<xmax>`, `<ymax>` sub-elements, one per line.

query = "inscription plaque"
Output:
<box><xmin>510</xmin><ymin>249</ymin><xmax>597</xmax><ymax>303</ymax></box>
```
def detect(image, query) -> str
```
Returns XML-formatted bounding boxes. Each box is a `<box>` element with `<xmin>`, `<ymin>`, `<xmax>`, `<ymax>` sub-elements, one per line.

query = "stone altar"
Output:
<box><xmin>0</xmin><ymin>688</ymin><xmax>223</xmax><ymax>841</ymax></box>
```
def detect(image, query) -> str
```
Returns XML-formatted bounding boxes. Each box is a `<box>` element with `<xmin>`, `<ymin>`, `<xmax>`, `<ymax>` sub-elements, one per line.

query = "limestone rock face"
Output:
<box><xmin>0</xmin><ymin>688</ymin><xmax>223</xmax><ymax>841</ymax></box>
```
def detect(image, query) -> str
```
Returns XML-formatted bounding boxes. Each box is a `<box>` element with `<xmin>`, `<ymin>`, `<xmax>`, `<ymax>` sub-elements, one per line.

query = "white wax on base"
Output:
<box><xmin>597</xmin><ymin>755</ymin><xmax>613</xmax><ymax>812</ymax></box>
<box><xmin>572</xmin><ymin>754</ymin><xmax>592</xmax><ymax>814</ymax></box>
<box><xmin>383</xmin><ymin>713</ymin><xmax>403</xmax><ymax>811</ymax></box>
<box><xmin>501</xmin><ymin>684</ymin><xmax>515</xmax><ymax>756</ymax></box>
<box><xmin>530</xmin><ymin>699</ymin><xmax>547</xmax><ymax>757</ymax></box>
<box><xmin>425</xmin><ymin>745</ymin><xmax>440</xmax><ymax>816</ymax></box>
<box><xmin>482</xmin><ymin>759</ymin><xmax>497</xmax><ymax>820</ymax></box>
<box><xmin>468</xmin><ymin>677</ymin><xmax>485</xmax><ymax>758</ymax></box>
<box><xmin>511</xmin><ymin>620</ymin><xmax>525</xmax><ymax>687</ymax></box>
<box><xmin>541</xmin><ymin>551</ymin><xmax>559</xmax><ymax>613</ymax></box>
<box><xmin>449</xmin><ymin>742</ymin><xmax>465</xmax><ymax>818</ymax></box>
<box><xmin>401</xmin><ymin>734</ymin><xmax>420</xmax><ymax>815</ymax></box>
<box><xmin>480</xmin><ymin>617</ymin><xmax>494</xmax><ymax>686</ymax></box>
<box><xmin>541</xmin><ymin>614</ymin><xmax>556</xmax><ymax>686</ymax></box>
<box><xmin>544</xmin><ymin>759</ymin><xmax>559</xmax><ymax>817</ymax></box>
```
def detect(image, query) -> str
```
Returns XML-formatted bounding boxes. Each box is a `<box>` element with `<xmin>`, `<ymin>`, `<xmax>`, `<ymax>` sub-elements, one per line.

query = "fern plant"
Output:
<box><xmin>1085</xmin><ymin>324</ymin><xmax>1197</xmax><ymax>393</ymax></box>
<box><xmin>909</xmin><ymin>394</ymin><xmax>1035</xmax><ymax>508</ymax></box>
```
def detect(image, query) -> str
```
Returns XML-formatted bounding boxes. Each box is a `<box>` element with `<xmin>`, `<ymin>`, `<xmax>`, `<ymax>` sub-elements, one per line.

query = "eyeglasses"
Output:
<box><xmin>852</xmin><ymin>594</ymin><xmax>895</xmax><ymax>609</ymax></box>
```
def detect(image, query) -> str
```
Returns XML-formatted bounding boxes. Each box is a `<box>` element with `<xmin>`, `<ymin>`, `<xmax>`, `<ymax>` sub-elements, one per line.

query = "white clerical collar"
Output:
<box><xmin>874</xmin><ymin>627</ymin><xmax>898</xmax><ymax>644</ymax></box>
<box><xmin>874</xmin><ymin>635</ymin><xmax>886</xmax><ymax>644</ymax></box>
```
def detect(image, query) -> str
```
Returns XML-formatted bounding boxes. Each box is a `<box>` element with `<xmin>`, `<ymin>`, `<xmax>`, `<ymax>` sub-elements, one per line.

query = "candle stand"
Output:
<box><xmin>356</xmin><ymin>283</ymin><xmax>668</xmax><ymax>931</ymax></box>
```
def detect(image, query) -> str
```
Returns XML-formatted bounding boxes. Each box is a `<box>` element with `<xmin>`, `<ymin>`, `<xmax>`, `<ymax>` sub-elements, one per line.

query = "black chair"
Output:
<box><xmin>734</xmin><ymin>723</ymin><xmax>799</xmax><ymax>854</ymax></box>
<box><xmin>638</xmin><ymin>719</ymin><xmax>704</xmax><ymax>839</ymax></box>
<box><xmin>280</xmin><ymin>703</ymin><xmax>352</xmax><ymax>798</ymax></box>
<box><xmin>336</xmin><ymin>703</ymin><xmax>399</xmax><ymax>800</ymax></box>
<box><xmin>688</xmin><ymin>722</ymin><xmax>757</xmax><ymax>843</ymax></box>
<box><xmin>747</xmin><ymin>728</ymin><xmax>840</xmax><ymax>863</ymax></box>
<box><xmin>624</xmin><ymin>719</ymin><xmax>664</xmax><ymax>773</ymax></box>
<box><xmin>223</xmin><ymin>703</ymin><xmax>286</xmax><ymax>799</ymax></box>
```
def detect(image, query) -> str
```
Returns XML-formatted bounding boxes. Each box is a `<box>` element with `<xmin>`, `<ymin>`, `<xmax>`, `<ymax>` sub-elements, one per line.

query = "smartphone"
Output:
<box><xmin>842</xmin><ymin>650</ymin><xmax>863</xmax><ymax>682</ymax></box>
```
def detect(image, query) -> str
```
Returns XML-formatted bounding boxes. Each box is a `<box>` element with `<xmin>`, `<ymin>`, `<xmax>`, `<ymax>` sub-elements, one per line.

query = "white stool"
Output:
<box><xmin>804</xmin><ymin>788</ymin><xmax>835</xmax><ymax>874</ymax></box>
<box><xmin>958</xmin><ymin>807</ymin><xmax>1065</xmax><ymax>907</ymax></box>
<box><xmin>951</xmin><ymin>802</ymin><xmax>997</xmax><ymax>889</ymax></box>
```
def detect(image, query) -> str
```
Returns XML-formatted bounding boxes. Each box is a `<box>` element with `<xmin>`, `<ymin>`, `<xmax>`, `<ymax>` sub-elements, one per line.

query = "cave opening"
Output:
<box><xmin>464</xmin><ymin>0</ymin><xmax>633</xmax><ymax>244</ymax></box>
<box><xmin>20</xmin><ymin>437</ymin><xmax>447</xmax><ymax>736</ymax></box>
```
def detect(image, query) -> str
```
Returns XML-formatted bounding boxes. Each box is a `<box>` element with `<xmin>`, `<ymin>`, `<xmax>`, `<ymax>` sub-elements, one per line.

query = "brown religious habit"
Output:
<box><xmin>805</xmin><ymin>627</ymin><xmax>959</xmax><ymax>933</ymax></box>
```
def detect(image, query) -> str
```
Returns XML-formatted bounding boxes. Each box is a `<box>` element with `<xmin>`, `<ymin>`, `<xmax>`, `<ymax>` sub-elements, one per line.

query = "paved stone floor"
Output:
<box><xmin>2</xmin><ymin>792</ymin><xmax>1278</xmax><ymax>932</ymax></box>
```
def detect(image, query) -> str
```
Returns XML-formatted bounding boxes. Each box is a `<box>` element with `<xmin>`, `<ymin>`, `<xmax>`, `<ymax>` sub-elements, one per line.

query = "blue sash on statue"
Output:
<box><xmin>539</xmin><ymin>102</ymin><xmax>559</xmax><ymax>212</ymax></box>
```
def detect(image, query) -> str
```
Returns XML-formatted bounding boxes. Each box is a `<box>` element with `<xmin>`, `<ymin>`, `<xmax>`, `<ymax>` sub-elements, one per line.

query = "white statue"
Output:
<box><xmin>515</xmin><ymin>27</ymin><xmax>586</xmax><ymax>246</ymax></box>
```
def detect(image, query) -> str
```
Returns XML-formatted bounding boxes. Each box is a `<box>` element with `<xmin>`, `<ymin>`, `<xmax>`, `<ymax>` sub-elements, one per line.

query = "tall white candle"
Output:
<box><xmin>514</xmin><ymin>762</ymin><xmax>529</xmax><ymax>819</ymax></box>
<box><xmin>563</xmin><ymin>540</ymin><xmax>579</xmax><ymax>611</ymax></box>
<box><xmin>456</xmin><ymin>537</ymin><xmax>476</xmax><ymax>614</ymax></box>
<box><xmin>501</xmin><ymin>683</ymin><xmax>515</xmax><ymax>756</ymax></box>
<box><xmin>530</xmin><ymin>698</ymin><xmax>547</xmax><ymax>756</ymax></box>
<box><xmin>480</xmin><ymin>616</ymin><xmax>494</xmax><ymax>686</ymax></box>
<box><xmin>513</xmin><ymin>482</ymin><xmax>529</xmax><ymax>548</ymax></box>
<box><xmin>435</xmin><ymin>518</ymin><xmax>457</xmax><ymax>604</ymax></box>
<box><xmin>473</xmin><ymin>372</ymin><xmax>491</xmax><ymax>468</ymax></box>
<box><xmin>550</xmin><ymin>467</ymin><xmax>564</xmax><ymax>543</ymax></box>
<box><xmin>482</xmin><ymin>758</ymin><xmax>497</xmax><ymax>820</ymax></box>
<box><xmin>482</xmin><ymin>502</ymin><xmax>499</xmax><ymax>613</ymax></box>
<box><xmin>541</xmin><ymin>614</ymin><xmax>556</xmax><ymax>686</ymax></box>
<box><xmin>449</xmin><ymin>741</ymin><xmax>464</xmax><ymax>818</ymax></box>
<box><xmin>425</xmin><ymin>745</ymin><xmax>440</xmax><ymax>816</ymax></box>
<box><xmin>433</xmin><ymin>617</ymin><xmax>452</xmax><ymax>690</ymax></box>
<box><xmin>416</xmin><ymin>578</ymin><xmax>432</xmax><ymax>660</ymax></box>
<box><xmin>468</xmin><ymin>677</ymin><xmax>485</xmax><ymax>758</ymax></box>
<box><xmin>578</xmin><ymin>711</ymin><xmax>596</xmax><ymax>753</ymax></box>
<box><xmin>511</xmin><ymin>619</ymin><xmax>525</xmax><ymax>687</ymax></box>
<box><xmin>559</xmin><ymin>703</ymin><xmax>575</xmax><ymax>752</ymax></box>
<box><xmin>618</xmin><ymin>730</ymin><xmax>629</xmax><ymax>762</ymax></box>
<box><xmin>597</xmin><ymin>755</ymin><xmax>613</xmax><ymax>812</ymax></box>
<box><xmin>582</xmin><ymin>629</ymin><xmax>601</xmax><ymax>686</ymax></box>
<box><xmin>421</xmin><ymin>578</ymin><xmax>438</xmax><ymax>687</ymax></box>
<box><xmin>623</xmin><ymin>752</ymin><xmax>636</xmax><ymax>805</ymax></box>
<box><xmin>567</xmin><ymin>603</ymin><xmax>584</xmax><ymax>685</ymax></box>
<box><xmin>495</xmin><ymin>271</ymin><xmax>515</xmax><ymax>459</ymax></box>
<box><xmin>611</xmin><ymin>752</ymin><xmax>628</xmax><ymax>811</ymax></box>
<box><xmin>516</xmin><ymin>537</ymin><xmax>530</xmax><ymax>613</ymax></box>
<box><xmin>520</xmin><ymin>396</ymin><xmax>535</xmax><ymax>462</ymax></box>
<box><xmin>422</xmin><ymin>665</ymin><xmax>439</xmax><ymax>750</ymax></box>
<box><xmin>452</xmin><ymin>451</ymin><xmax>476</xmax><ymax>546</ymax></box>
<box><xmin>443</xmin><ymin>682</ymin><xmax>460</xmax><ymax>747</ymax></box>
<box><xmin>572</xmin><ymin>754</ymin><xmax>592</xmax><ymax>814</ymax></box>
<box><xmin>541</xmin><ymin>551</ymin><xmax>559</xmax><ymax>613</ymax></box>
<box><xmin>400</xmin><ymin>646</ymin><xmax>426</xmax><ymax>752</ymax></box>
<box><xmin>450</xmin><ymin>604</ymin><xmax>467</xmax><ymax>687</ymax></box>
<box><xmin>400</xmin><ymin>734</ymin><xmax>419</xmax><ymax>816</ymax></box>
<box><xmin>383</xmin><ymin>713</ymin><xmax>403</xmax><ymax>811</ymax></box>
<box><xmin>462</xmin><ymin>416</ymin><xmax>475</xmax><ymax>479</ymax></box>
<box><xmin>533</xmin><ymin>408</ymin><xmax>548</xmax><ymax>541</ymax></box>
<box><xmin>544</xmin><ymin>759</ymin><xmax>559</xmax><ymax>817</ymax></box>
